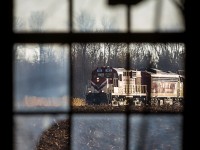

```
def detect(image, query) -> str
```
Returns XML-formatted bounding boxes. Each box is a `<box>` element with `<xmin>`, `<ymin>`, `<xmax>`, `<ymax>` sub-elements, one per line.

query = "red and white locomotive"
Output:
<box><xmin>86</xmin><ymin>66</ymin><xmax>184</xmax><ymax>106</ymax></box>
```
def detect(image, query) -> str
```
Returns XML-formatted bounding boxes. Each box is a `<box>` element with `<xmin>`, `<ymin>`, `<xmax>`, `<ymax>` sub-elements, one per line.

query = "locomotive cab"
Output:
<box><xmin>85</xmin><ymin>66</ymin><xmax>116</xmax><ymax>105</ymax></box>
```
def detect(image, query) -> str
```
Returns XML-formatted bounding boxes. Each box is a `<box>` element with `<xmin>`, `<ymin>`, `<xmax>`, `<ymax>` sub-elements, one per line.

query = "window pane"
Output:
<box><xmin>71</xmin><ymin>114</ymin><xmax>126</xmax><ymax>150</ymax></box>
<box><xmin>131</xmin><ymin>0</ymin><xmax>185</xmax><ymax>32</ymax></box>
<box><xmin>73</xmin><ymin>0</ymin><xmax>127</xmax><ymax>32</ymax></box>
<box><xmin>13</xmin><ymin>44</ymin><xmax>70</xmax><ymax>112</ymax></box>
<box><xmin>14</xmin><ymin>115</ymin><xmax>68</xmax><ymax>150</ymax></box>
<box><xmin>14</xmin><ymin>0</ymin><xmax>69</xmax><ymax>32</ymax></box>
<box><xmin>130</xmin><ymin>115</ymin><xmax>183</xmax><ymax>150</ymax></box>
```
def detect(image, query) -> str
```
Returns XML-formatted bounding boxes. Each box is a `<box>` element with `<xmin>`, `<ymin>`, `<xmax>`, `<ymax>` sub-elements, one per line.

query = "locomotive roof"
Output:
<box><xmin>113</xmin><ymin>68</ymin><xmax>137</xmax><ymax>72</ymax></box>
<box><xmin>144</xmin><ymin>68</ymin><xmax>180</xmax><ymax>77</ymax></box>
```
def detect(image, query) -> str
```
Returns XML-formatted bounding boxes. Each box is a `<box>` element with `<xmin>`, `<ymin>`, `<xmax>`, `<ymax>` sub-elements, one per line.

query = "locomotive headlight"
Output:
<box><xmin>89</xmin><ymin>90</ymin><xmax>91</xmax><ymax>93</ymax></box>
<box><xmin>102</xmin><ymin>90</ymin><xmax>104</xmax><ymax>93</ymax></box>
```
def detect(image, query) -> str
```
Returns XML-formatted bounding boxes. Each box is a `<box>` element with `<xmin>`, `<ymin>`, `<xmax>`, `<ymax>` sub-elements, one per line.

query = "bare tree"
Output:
<box><xmin>101</xmin><ymin>17</ymin><xmax>118</xmax><ymax>66</ymax></box>
<box><xmin>72</xmin><ymin>11</ymin><xmax>95</xmax><ymax>97</ymax></box>
<box><xmin>14</xmin><ymin>17</ymin><xmax>25</xmax><ymax>32</ymax></box>
<box><xmin>75</xmin><ymin>10</ymin><xmax>95</xmax><ymax>32</ymax></box>
<box><xmin>101</xmin><ymin>16</ymin><xmax>116</xmax><ymax>32</ymax></box>
<box><xmin>29</xmin><ymin>11</ymin><xmax>46</xmax><ymax>66</ymax></box>
<box><xmin>29</xmin><ymin>11</ymin><xmax>45</xmax><ymax>32</ymax></box>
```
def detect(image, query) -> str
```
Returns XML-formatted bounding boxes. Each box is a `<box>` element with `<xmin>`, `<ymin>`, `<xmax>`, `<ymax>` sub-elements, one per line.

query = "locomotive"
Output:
<box><xmin>85</xmin><ymin>66</ymin><xmax>184</xmax><ymax>106</ymax></box>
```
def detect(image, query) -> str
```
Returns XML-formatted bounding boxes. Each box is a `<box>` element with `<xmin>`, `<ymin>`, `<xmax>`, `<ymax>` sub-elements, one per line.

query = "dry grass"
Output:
<box><xmin>22</xmin><ymin>96</ymin><xmax>86</xmax><ymax>108</ymax></box>
<box><xmin>71</xmin><ymin>98</ymin><xmax>86</xmax><ymax>106</ymax></box>
<box><xmin>23</xmin><ymin>96</ymin><xmax>68</xmax><ymax>107</ymax></box>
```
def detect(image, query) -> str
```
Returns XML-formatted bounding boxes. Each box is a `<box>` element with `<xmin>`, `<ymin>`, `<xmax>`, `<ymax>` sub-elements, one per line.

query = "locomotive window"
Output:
<box><xmin>97</xmin><ymin>73</ymin><xmax>104</xmax><ymax>77</ymax></box>
<box><xmin>119</xmin><ymin>74</ymin><xmax>122</xmax><ymax>81</ymax></box>
<box><xmin>114</xmin><ymin>73</ymin><xmax>118</xmax><ymax>78</ymax></box>
<box><xmin>132</xmin><ymin>72</ymin><xmax>136</xmax><ymax>76</ymax></box>
<box><xmin>123</xmin><ymin>72</ymin><xmax>128</xmax><ymax>76</ymax></box>
<box><xmin>130</xmin><ymin>71</ymin><xmax>132</xmax><ymax>78</ymax></box>
<box><xmin>113</xmin><ymin>78</ymin><xmax>118</xmax><ymax>87</ymax></box>
<box><xmin>8</xmin><ymin>0</ymin><xmax>195</xmax><ymax>150</ymax></box>
<box><xmin>105</xmin><ymin>72</ymin><xmax>112</xmax><ymax>78</ymax></box>
<box><xmin>105</xmin><ymin>68</ymin><xmax>112</xmax><ymax>72</ymax></box>
<box><xmin>97</xmin><ymin>68</ymin><xmax>103</xmax><ymax>72</ymax></box>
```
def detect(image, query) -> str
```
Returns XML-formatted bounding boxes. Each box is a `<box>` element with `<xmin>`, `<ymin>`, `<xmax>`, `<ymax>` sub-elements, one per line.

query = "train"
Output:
<box><xmin>85</xmin><ymin>66</ymin><xmax>184</xmax><ymax>106</ymax></box>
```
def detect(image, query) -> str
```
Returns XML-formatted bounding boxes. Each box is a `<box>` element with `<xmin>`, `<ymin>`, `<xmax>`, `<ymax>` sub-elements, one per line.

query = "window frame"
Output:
<box><xmin>4</xmin><ymin>0</ymin><xmax>197</xmax><ymax>150</ymax></box>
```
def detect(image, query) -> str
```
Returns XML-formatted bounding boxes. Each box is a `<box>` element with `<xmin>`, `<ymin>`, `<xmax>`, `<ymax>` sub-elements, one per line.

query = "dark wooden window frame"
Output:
<box><xmin>3</xmin><ymin>0</ymin><xmax>197</xmax><ymax>150</ymax></box>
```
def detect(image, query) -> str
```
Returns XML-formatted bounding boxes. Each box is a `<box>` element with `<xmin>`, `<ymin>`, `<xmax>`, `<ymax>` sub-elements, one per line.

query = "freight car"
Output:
<box><xmin>141</xmin><ymin>68</ymin><xmax>184</xmax><ymax>106</ymax></box>
<box><xmin>85</xmin><ymin>66</ymin><xmax>184</xmax><ymax>106</ymax></box>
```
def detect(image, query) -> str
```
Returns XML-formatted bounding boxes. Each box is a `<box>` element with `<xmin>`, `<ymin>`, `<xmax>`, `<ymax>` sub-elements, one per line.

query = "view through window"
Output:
<box><xmin>12</xmin><ymin>0</ymin><xmax>187</xmax><ymax>150</ymax></box>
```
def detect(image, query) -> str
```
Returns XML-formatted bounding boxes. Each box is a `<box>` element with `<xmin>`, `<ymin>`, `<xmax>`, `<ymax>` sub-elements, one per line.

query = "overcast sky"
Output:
<box><xmin>14</xmin><ymin>0</ymin><xmax>185</xmax><ymax>32</ymax></box>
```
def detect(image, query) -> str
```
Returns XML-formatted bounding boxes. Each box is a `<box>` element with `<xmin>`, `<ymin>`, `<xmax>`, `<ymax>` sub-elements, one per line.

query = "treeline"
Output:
<box><xmin>14</xmin><ymin>44</ymin><xmax>68</xmax><ymax>100</ymax></box>
<box><xmin>14</xmin><ymin>43</ymin><xmax>184</xmax><ymax>100</ymax></box>
<box><xmin>72</xmin><ymin>43</ymin><xmax>185</xmax><ymax>98</ymax></box>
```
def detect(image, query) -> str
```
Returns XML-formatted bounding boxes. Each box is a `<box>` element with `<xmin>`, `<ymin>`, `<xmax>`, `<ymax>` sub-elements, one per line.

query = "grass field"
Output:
<box><xmin>20</xmin><ymin>96</ymin><xmax>183</xmax><ymax>112</ymax></box>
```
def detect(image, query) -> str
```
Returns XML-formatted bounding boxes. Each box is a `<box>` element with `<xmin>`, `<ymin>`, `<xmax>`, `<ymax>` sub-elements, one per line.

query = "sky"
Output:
<box><xmin>14</xmin><ymin>0</ymin><xmax>69</xmax><ymax>32</ymax></box>
<box><xmin>14</xmin><ymin>0</ymin><xmax>185</xmax><ymax>32</ymax></box>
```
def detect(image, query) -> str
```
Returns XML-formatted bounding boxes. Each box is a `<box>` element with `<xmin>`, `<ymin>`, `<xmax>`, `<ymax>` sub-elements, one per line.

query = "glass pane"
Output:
<box><xmin>71</xmin><ymin>114</ymin><xmax>126</xmax><ymax>150</ymax></box>
<box><xmin>14</xmin><ymin>0</ymin><xmax>69</xmax><ymax>32</ymax></box>
<box><xmin>73</xmin><ymin>0</ymin><xmax>127</xmax><ymax>32</ymax></box>
<box><xmin>13</xmin><ymin>44</ymin><xmax>70</xmax><ymax>112</ymax></box>
<box><xmin>14</xmin><ymin>115</ymin><xmax>68</xmax><ymax>150</ymax></box>
<box><xmin>130</xmin><ymin>115</ymin><xmax>183</xmax><ymax>150</ymax></box>
<box><xmin>131</xmin><ymin>0</ymin><xmax>185</xmax><ymax>32</ymax></box>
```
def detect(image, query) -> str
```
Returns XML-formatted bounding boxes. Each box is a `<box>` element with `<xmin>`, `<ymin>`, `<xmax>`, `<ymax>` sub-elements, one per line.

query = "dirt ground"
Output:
<box><xmin>72</xmin><ymin>104</ymin><xmax>183</xmax><ymax>113</ymax></box>
<box><xmin>36</xmin><ymin>120</ymin><xmax>70</xmax><ymax>150</ymax></box>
